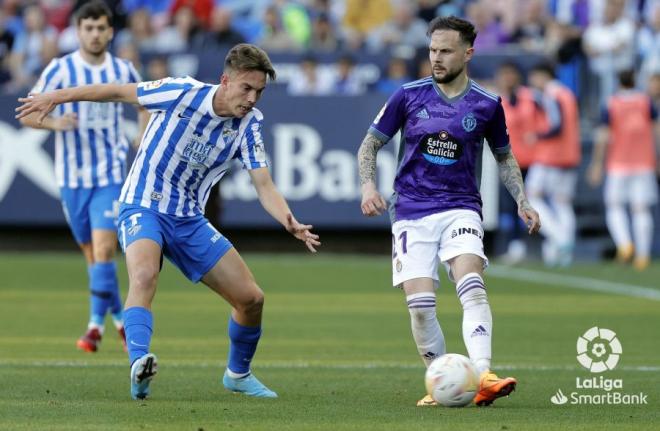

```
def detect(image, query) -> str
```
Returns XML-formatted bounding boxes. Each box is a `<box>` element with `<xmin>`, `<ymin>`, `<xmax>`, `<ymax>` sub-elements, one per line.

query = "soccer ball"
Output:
<box><xmin>424</xmin><ymin>353</ymin><xmax>479</xmax><ymax>407</ymax></box>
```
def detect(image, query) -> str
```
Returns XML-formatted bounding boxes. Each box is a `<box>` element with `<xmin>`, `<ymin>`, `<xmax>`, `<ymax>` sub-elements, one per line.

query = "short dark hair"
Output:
<box><xmin>530</xmin><ymin>61</ymin><xmax>556</xmax><ymax>79</ymax></box>
<box><xmin>224</xmin><ymin>44</ymin><xmax>276</xmax><ymax>81</ymax></box>
<box><xmin>427</xmin><ymin>16</ymin><xmax>477</xmax><ymax>46</ymax></box>
<box><xmin>75</xmin><ymin>0</ymin><xmax>113</xmax><ymax>26</ymax></box>
<box><xmin>618</xmin><ymin>70</ymin><xmax>635</xmax><ymax>88</ymax></box>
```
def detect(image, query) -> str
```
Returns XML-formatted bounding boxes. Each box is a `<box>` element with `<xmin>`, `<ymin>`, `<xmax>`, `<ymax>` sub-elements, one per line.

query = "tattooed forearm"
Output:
<box><xmin>495</xmin><ymin>151</ymin><xmax>531</xmax><ymax>210</ymax></box>
<box><xmin>357</xmin><ymin>133</ymin><xmax>386</xmax><ymax>185</ymax></box>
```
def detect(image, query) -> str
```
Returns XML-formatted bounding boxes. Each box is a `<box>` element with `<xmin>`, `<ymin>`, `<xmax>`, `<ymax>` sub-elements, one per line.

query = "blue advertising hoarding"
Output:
<box><xmin>0</xmin><ymin>92</ymin><xmax>500</xmax><ymax>229</ymax></box>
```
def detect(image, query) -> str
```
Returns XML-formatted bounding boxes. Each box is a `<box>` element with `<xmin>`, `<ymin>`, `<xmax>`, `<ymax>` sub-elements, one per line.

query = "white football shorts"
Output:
<box><xmin>391</xmin><ymin>209</ymin><xmax>488</xmax><ymax>287</ymax></box>
<box><xmin>605</xmin><ymin>171</ymin><xmax>658</xmax><ymax>206</ymax></box>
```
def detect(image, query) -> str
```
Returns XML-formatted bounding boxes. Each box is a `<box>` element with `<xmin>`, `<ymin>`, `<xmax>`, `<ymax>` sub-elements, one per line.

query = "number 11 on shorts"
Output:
<box><xmin>392</xmin><ymin>230</ymin><xmax>408</xmax><ymax>258</ymax></box>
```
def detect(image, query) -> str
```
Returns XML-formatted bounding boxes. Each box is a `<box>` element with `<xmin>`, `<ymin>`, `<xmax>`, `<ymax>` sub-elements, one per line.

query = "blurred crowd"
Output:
<box><xmin>0</xmin><ymin>0</ymin><xmax>658</xmax><ymax>104</ymax></box>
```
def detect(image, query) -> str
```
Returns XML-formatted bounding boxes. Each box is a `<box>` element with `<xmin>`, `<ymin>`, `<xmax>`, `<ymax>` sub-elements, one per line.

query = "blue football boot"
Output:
<box><xmin>130</xmin><ymin>353</ymin><xmax>158</xmax><ymax>400</ymax></box>
<box><xmin>222</xmin><ymin>371</ymin><xmax>278</xmax><ymax>398</ymax></box>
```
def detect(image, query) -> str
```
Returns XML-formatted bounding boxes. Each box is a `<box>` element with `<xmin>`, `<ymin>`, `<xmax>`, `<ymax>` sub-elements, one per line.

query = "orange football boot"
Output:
<box><xmin>473</xmin><ymin>371</ymin><xmax>517</xmax><ymax>406</ymax></box>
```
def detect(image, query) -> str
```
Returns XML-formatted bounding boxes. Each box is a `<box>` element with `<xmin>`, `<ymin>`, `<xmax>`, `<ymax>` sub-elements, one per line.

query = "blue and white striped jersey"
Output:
<box><xmin>119</xmin><ymin>77</ymin><xmax>268</xmax><ymax>217</ymax></box>
<box><xmin>32</xmin><ymin>50</ymin><xmax>141</xmax><ymax>189</ymax></box>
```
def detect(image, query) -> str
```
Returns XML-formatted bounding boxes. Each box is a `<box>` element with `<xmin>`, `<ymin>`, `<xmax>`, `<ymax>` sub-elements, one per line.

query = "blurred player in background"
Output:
<box><xmin>587</xmin><ymin>70</ymin><xmax>659</xmax><ymax>270</ymax></box>
<box><xmin>18</xmin><ymin>1</ymin><xmax>149</xmax><ymax>353</ymax></box>
<box><xmin>496</xmin><ymin>61</ymin><xmax>537</xmax><ymax>264</ymax></box>
<box><xmin>357</xmin><ymin>16</ymin><xmax>540</xmax><ymax>407</ymax></box>
<box><xmin>526</xmin><ymin>62</ymin><xmax>581</xmax><ymax>267</ymax></box>
<box><xmin>17</xmin><ymin>43</ymin><xmax>320</xmax><ymax>400</ymax></box>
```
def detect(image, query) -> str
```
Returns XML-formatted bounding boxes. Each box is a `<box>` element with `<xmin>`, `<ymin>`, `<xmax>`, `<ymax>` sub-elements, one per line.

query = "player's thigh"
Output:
<box><xmin>629</xmin><ymin>172</ymin><xmax>658</xmax><ymax>209</ymax></box>
<box><xmin>448</xmin><ymin>253</ymin><xmax>486</xmax><ymax>283</ymax></box>
<box><xmin>91</xmin><ymin>229</ymin><xmax>118</xmax><ymax>261</ymax></box>
<box><xmin>59</xmin><ymin>187</ymin><xmax>92</xmax><ymax>244</ymax></box>
<box><xmin>118</xmin><ymin>205</ymin><xmax>166</xmax><ymax>290</ymax></box>
<box><xmin>549</xmin><ymin>168</ymin><xmax>577</xmax><ymax>202</ymax></box>
<box><xmin>524</xmin><ymin>164</ymin><xmax>546</xmax><ymax>197</ymax></box>
<box><xmin>201</xmin><ymin>247</ymin><xmax>262</xmax><ymax>308</ymax></box>
<box><xmin>438</xmin><ymin>210</ymin><xmax>487</xmax><ymax>282</ymax></box>
<box><xmin>124</xmin><ymin>239</ymin><xmax>163</xmax><ymax>306</ymax></box>
<box><xmin>167</xmin><ymin>216</ymin><xmax>233</xmax><ymax>284</ymax></box>
<box><xmin>402</xmin><ymin>277</ymin><xmax>437</xmax><ymax>296</ymax></box>
<box><xmin>392</xmin><ymin>216</ymin><xmax>442</xmax><ymax>289</ymax></box>
<box><xmin>604</xmin><ymin>173</ymin><xmax>627</xmax><ymax>206</ymax></box>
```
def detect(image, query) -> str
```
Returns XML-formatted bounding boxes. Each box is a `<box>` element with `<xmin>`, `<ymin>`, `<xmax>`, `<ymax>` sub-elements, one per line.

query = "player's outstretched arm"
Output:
<box><xmin>495</xmin><ymin>150</ymin><xmax>541</xmax><ymax>234</ymax></box>
<box><xmin>18</xmin><ymin>111</ymin><xmax>78</xmax><ymax>132</ymax></box>
<box><xmin>15</xmin><ymin>83</ymin><xmax>139</xmax><ymax>125</ymax></box>
<box><xmin>248</xmin><ymin>167</ymin><xmax>321</xmax><ymax>253</ymax></box>
<box><xmin>357</xmin><ymin>133</ymin><xmax>388</xmax><ymax>217</ymax></box>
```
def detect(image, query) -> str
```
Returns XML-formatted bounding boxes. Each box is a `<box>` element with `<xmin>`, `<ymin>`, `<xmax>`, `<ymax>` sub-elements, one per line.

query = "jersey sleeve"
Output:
<box><xmin>136</xmin><ymin>77</ymin><xmax>195</xmax><ymax>112</ymax></box>
<box><xmin>30</xmin><ymin>58</ymin><xmax>63</xmax><ymax>94</ymax></box>
<box><xmin>367</xmin><ymin>86</ymin><xmax>405</xmax><ymax>143</ymax></box>
<box><xmin>238</xmin><ymin>114</ymin><xmax>269</xmax><ymax>170</ymax></box>
<box><xmin>484</xmin><ymin>99</ymin><xmax>511</xmax><ymax>155</ymax></box>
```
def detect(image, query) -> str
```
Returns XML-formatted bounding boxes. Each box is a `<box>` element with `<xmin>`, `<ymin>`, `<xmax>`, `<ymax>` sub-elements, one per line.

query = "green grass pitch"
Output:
<box><xmin>0</xmin><ymin>252</ymin><xmax>659</xmax><ymax>430</ymax></box>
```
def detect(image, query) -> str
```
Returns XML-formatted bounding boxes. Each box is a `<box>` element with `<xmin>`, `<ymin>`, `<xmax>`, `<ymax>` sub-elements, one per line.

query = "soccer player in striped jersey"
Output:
<box><xmin>17</xmin><ymin>43</ymin><xmax>320</xmax><ymax>400</ymax></box>
<box><xmin>18</xmin><ymin>1</ymin><xmax>149</xmax><ymax>354</ymax></box>
<box><xmin>357</xmin><ymin>16</ymin><xmax>541</xmax><ymax>407</ymax></box>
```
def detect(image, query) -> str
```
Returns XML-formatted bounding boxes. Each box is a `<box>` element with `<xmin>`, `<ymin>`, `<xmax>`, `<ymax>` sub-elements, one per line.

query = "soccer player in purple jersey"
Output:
<box><xmin>18</xmin><ymin>1</ymin><xmax>149</xmax><ymax>353</ymax></box>
<box><xmin>17</xmin><ymin>44</ymin><xmax>320</xmax><ymax>400</ymax></box>
<box><xmin>357</xmin><ymin>16</ymin><xmax>541</xmax><ymax>407</ymax></box>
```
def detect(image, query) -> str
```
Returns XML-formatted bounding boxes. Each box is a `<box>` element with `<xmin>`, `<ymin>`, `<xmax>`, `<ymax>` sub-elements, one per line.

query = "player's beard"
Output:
<box><xmin>432</xmin><ymin>65</ymin><xmax>464</xmax><ymax>84</ymax></box>
<box><xmin>83</xmin><ymin>41</ymin><xmax>106</xmax><ymax>57</ymax></box>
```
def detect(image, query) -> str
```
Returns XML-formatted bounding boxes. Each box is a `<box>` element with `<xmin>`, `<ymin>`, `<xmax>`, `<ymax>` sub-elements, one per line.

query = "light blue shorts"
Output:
<box><xmin>117</xmin><ymin>204</ymin><xmax>233</xmax><ymax>282</ymax></box>
<box><xmin>60</xmin><ymin>184</ymin><xmax>121</xmax><ymax>244</ymax></box>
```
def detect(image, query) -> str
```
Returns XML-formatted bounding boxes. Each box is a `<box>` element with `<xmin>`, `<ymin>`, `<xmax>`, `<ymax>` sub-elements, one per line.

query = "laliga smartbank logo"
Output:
<box><xmin>576</xmin><ymin>326</ymin><xmax>621</xmax><ymax>373</ymax></box>
<box><xmin>550</xmin><ymin>327</ymin><xmax>648</xmax><ymax>406</ymax></box>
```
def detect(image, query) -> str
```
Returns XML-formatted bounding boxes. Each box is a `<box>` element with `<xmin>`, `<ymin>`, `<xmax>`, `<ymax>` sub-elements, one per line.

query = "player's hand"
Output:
<box><xmin>360</xmin><ymin>183</ymin><xmax>387</xmax><ymax>217</ymax></box>
<box><xmin>52</xmin><ymin>113</ymin><xmax>78</xmax><ymax>131</ymax></box>
<box><xmin>587</xmin><ymin>163</ymin><xmax>603</xmax><ymax>187</ymax></box>
<box><xmin>285</xmin><ymin>213</ymin><xmax>321</xmax><ymax>253</ymax></box>
<box><xmin>15</xmin><ymin>92</ymin><xmax>60</xmax><ymax>124</ymax></box>
<box><xmin>518</xmin><ymin>201</ymin><xmax>541</xmax><ymax>235</ymax></box>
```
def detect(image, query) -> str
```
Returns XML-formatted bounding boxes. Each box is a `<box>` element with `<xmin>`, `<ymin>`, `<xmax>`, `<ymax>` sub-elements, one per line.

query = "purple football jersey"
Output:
<box><xmin>369</xmin><ymin>77</ymin><xmax>510</xmax><ymax>222</ymax></box>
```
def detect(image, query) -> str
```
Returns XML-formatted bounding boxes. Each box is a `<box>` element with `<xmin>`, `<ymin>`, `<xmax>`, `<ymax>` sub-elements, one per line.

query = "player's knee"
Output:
<box><xmin>92</xmin><ymin>240</ymin><xmax>116</xmax><ymax>262</ymax></box>
<box><xmin>93</xmin><ymin>247</ymin><xmax>115</xmax><ymax>262</ymax></box>
<box><xmin>631</xmin><ymin>204</ymin><xmax>649</xmax><ymax>214</ymax></box>
<box><xmin>130</xmin><ymin>265</ymin><xmax>159</xmax><ymax>293</ymax></box>
<box><xmin>238</xmin><ymin>284</ymin><xmax>264</xmax><ymax>316</ymax></box>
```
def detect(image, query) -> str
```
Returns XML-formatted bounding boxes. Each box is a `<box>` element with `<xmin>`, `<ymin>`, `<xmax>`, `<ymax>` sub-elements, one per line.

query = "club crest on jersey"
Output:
<box><xmin>143</xmin><ymin>78</ymin><xmax>168</xmax><ymax>91</ymax></box>
<box><xmin>183</xmin><ymin>133</ymin><xmax>213</xmax><ymax>169</ymax></box>
<box><xmin>222</xmin><ymin>126</ymin><xmax>239</xmax><ymax>146</ymax></box>
<box><xmin>420</xmin><ymin>130</ymin><xmax>463</xmax><ymax>165</ymax></box>
<box><xmin>462</xmin><ymin>112</ymin><xmax>477</xmax><ymax>132</ymax></box>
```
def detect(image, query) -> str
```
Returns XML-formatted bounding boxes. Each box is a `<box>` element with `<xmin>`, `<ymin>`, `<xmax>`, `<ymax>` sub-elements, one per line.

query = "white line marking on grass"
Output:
<box><xmin>0</xmin><ymin>360</ymin><xmax>657</xmax><ymax>372</ymax></box>
<box><xmin>488</xmin><ymin>264</ymin><xmax>660</xmax><ymax>301</ymax></box>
